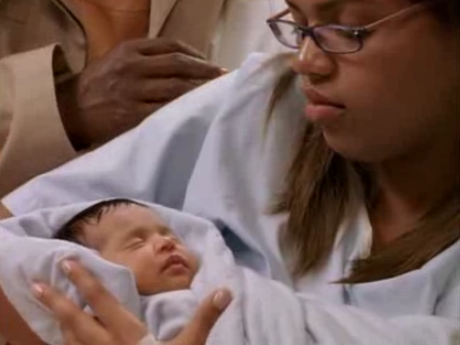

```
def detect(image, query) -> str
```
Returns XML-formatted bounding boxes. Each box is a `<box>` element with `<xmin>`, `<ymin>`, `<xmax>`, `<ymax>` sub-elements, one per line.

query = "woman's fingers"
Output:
<box><xmin>61</xmin><ymin>325</ymin><xmax>86</xmax><ymax>345</ymax></box>
<box><xmin>32</xmin><ymin>283</ymin><xmax>112</xmax><ymax>345</ymax></box>
<box><xmin>60</xmin><ymin>261</ymin><xmax>147</xmax><ymax>343</ymax></box>
<box><xmin>171</xmin><ymin>289</ymin><xmax>232</xmax><ymax>345</ymax></box>
<box><xmin>33</xmin><ymin>261</ymin><xmax>231</xmax><ymax>345</ymax></box>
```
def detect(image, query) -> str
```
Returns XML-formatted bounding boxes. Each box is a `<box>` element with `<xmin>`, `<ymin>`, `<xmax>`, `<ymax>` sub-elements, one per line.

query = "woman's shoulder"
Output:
<box><xmin>347</xmin><ymin>240</ymin><xmax>460</xmax><ymax>319</ymax></box>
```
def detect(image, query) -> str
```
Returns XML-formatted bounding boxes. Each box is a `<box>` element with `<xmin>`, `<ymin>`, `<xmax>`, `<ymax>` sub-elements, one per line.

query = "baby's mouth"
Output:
<box><xmin>161</xmin><ymin>254</ymin><xmax>189</xmax><ymax>272</ymax></box>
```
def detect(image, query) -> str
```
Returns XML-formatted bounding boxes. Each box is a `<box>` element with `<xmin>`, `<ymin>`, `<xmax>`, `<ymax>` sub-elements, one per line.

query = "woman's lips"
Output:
<box><xmin>302</xmin><ymin>88</ymin><xmax>346</xmax><ymax>124</ymax></box>
<box><xmin>305</xmin><ymin>104</ymin><xmax>346</xmax><ymax>124</ymax></box>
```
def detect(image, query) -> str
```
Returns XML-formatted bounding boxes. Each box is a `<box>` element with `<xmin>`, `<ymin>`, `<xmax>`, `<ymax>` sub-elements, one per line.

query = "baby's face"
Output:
<box><xmin>80</xmin><ymin>204</ymin><xmax>199</xmax><ymax>295</ymax></box>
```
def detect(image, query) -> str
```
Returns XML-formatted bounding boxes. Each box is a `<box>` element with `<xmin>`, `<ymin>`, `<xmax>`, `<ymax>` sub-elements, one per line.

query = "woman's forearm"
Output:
<box><xmin>0</xmin><ymin>286</ymin><xmax>44</xmax><ymax>345</ymax></box>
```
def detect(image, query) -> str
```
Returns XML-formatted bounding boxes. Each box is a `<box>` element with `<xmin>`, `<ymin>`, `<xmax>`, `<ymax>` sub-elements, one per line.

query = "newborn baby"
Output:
<box><xmin>54</xmin><ymin>198</ymin><xmax>200</xmax><ymax>295</ymax></box>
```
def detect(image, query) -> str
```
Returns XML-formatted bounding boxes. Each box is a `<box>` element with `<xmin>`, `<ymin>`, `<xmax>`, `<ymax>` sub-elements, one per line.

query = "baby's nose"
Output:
<box><xmin>156</xmin><ymin>236</ymin><xmax>176</xmax><ymax>252</ymax></box>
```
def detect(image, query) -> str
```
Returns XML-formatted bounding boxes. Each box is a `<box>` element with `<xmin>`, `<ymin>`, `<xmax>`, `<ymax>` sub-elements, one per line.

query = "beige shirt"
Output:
<box><xmin>0</xmin><ymin>0</ymin><xmax>285</xmax><ymax>198</ymax></box>
<box><xmin>65</xmin><ymin>0</ymin><xmax>152</xmax><ymax>62</ymax></box>
<box><xmin>0</xmin><ymin>0</ymin><xmax>225</xmax><ymax>197</ymax></box>
<box><xmin>212</xmin><ymin>0</ymin><xmax>288</xmax><ymax>70</ymax></box>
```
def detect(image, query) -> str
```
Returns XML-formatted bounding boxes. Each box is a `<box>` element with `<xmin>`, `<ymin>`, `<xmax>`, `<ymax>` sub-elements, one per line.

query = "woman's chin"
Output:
<box><xmin>323</xmin><ymin>132</ymin><xmax>384</xmax><ymax>163</ymax></box>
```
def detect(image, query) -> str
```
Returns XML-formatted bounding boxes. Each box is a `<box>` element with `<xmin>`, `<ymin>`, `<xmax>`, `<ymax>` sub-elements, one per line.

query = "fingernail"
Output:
<box><xmin>61</xmin><ymin>260</ymin><xmax>73</xmax><ymax>275</ymax></box>
<box><xmin>212</xmin><ymin>289</ymin><xmax>232</xmax><ymax>310</ymax></box>
<box><xmin>31</xmin><ymin>283</ymin><xmax>45</xmax><ymax>298</ymax></box>
<box><xmin>220</xmin><ymin>68</ymin><xmax>230</xmax><ymax>74</ymax></box>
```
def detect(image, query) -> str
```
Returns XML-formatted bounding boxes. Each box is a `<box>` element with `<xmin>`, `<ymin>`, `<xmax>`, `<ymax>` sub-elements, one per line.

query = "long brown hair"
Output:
<box><xmin>270</xmin><ymin>0</ymin><xmax>459</xmax><ymax>283</ymax></box>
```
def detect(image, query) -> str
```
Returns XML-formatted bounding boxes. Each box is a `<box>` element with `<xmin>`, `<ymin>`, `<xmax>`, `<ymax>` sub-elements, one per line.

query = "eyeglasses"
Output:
<box><xmin>267</xmin><ymin>2</ymin><xmax>429</xmax><ymax>54</ymax></box>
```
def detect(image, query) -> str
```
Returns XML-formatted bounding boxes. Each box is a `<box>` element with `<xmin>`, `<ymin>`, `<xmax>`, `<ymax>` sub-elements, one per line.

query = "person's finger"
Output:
<box><xmin>136</xmin><ymin>102</ymin><xmax>166</xmax><ymax>117</ymax></box>
<box><xmin>172</xmin><ymin>289</ymin><xmax>232</xmax><ymax>345</ymax></box>
<box><xmin>133</xmin><ymin>78</ymin><xmax>205</xmax><ymax>102</ymax></box>
<box><xmin>59</xmin><ymin>261</ymin><xmax>147</xmax><ymax>342</ymax></box>
<box><xmin>32</xmin><ymin>283</ymin><xmax>113</xmax><ymax>345</ymax></box>
<box><xmin>61</xmin><ymin>325</ymin><xmax>86</xmax><ymax>345</ymax></box>
<box><xmin>137</xmin><ymin>53</ymin><xmax>226</xmax><ymax>79</ymax></box>
<box><xmin>135</xmin><ymin>38</ymin><xmax>206</xmax><ymax>59</ymax></box>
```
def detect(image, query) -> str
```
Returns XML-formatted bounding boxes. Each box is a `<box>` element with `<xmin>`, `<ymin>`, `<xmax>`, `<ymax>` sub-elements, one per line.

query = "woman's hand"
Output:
<box><xmin>32</xmin><ymin>261</ymin><xmax>232</xmax><ymax>345</ymax></box>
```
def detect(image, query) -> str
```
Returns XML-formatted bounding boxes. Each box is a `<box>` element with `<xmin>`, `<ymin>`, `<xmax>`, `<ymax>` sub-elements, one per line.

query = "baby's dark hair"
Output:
<box><xmin>54</xmin><ymin>198</ymin><xmax>147</xmax><ymax>244</ymax></box>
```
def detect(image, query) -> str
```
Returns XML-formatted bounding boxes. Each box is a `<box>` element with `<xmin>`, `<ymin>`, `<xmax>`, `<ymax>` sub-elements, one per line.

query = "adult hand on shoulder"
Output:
<box><xmin>57</xmin><ymin>38</ymin><xmax>226</xmax><ymax>150</ymax></box>
<box><xmin>33</xmin><ymin>261</ymin><xmax>232</xmax><ymax>345</ymax></box>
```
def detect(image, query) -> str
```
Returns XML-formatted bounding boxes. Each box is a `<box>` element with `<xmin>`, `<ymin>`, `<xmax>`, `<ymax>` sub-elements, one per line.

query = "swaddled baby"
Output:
<box><xmin>54</xmin><ymin>198</ymin><xmax>201</xmax><ymax>340</ymax></box>
<box><xmin>55</xmin><ymin>198</ymin><xmax>199</xmax><ymax>295</ymax></box>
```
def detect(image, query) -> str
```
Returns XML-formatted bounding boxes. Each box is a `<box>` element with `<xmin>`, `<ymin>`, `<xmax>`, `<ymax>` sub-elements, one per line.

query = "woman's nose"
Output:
<box><xmin>291</xmin><ymin>38</ymin><xmax>335</xmax><ymax>83</ymax></box>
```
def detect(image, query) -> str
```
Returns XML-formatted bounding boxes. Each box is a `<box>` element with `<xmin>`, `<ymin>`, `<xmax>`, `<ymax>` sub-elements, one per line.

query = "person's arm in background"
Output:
<box><xmin>0</xmin><ymin>45</ymin><xmax>77</xmax><ymax>198</ymax></box>
<box><xmin>0</xmin><ymin>39</ymin><xmax>225</xmax><ymax>198</ymax></box>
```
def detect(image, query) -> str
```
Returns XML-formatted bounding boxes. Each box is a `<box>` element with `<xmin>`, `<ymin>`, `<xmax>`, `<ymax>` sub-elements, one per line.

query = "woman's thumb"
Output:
<box><xmin>171</xmin><ymin>288</ymin><xmax>232</xmax><ymax>345</ymax></box>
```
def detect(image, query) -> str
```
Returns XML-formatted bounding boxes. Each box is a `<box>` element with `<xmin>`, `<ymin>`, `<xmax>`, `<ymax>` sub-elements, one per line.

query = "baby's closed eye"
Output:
<box><xmin>124</xmin><ymin>238</ymin><xmax>145</xmax><ymax>250</ymax></box>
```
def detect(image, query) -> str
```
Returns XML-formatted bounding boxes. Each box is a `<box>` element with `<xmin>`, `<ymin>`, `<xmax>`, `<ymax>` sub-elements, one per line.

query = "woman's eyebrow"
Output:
<box><xmin>285</xmin><ymin>0</ymin><xmax>304</xmax><ymax>13</ymax></box>
<box><xmin>286</xmin><ymin>0</ymin><xmax>370</xmax><ymax>16</ymax></box>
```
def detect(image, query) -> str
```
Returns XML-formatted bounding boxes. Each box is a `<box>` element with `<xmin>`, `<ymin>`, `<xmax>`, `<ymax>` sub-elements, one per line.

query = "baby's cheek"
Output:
<box><xmin>135</xmin><ymin>264</ymin><xmax>162</xmax><ymax>294</ymax></box>
<box><xmin>137</xmin><ymin>278</ymin><xmax>158</xmax><ymax>295</ymax></box>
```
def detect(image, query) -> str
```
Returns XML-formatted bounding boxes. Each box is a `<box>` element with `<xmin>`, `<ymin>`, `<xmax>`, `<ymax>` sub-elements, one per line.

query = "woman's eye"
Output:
<box><xmin>338</xmin><ymin>29</ymin><xmax>359</xmax><ymax>40</ymax></box>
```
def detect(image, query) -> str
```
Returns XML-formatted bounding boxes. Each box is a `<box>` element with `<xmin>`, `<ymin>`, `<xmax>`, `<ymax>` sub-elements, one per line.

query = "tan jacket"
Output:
<box><xmin>0</xmin><ymin>0</ymin><xmax>225</xmax><ymax>197</ymax></box>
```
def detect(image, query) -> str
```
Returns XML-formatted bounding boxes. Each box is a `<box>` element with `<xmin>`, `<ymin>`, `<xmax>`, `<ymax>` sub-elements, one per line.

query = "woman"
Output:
<box><xmin>0</xmin><ymin>0</ymin><xmax>458</xmax><ymax>344</ymax></box>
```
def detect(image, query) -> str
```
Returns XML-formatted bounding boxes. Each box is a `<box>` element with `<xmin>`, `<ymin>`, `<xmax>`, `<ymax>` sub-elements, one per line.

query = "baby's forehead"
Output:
<box><xmin>82</xmin><ymin>204</ymin><xmax>172</xmax><ymax>243</ymax></box>
<box><xmin>116</xmin><ymin>204</ymin><xmax>166</xmax><ymax>225</ymax></box>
